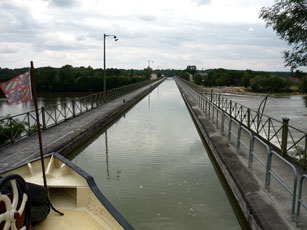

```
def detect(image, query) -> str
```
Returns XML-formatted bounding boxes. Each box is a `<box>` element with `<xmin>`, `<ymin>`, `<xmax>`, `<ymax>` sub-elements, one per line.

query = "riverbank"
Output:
<box><xmin>205</xmin><ymin>86</ymin><xmax>304</xmax><ymax>97</ymax></box>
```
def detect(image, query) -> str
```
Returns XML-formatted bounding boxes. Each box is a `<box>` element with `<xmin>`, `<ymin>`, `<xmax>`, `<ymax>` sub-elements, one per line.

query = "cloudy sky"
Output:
<box><xmin>0</xmin><ymin>0</ymin><xmax>302</xmax><ymax>71</ymax></box>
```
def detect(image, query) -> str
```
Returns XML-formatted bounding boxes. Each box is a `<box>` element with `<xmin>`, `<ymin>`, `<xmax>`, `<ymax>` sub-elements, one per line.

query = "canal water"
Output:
<box><xmin>67</xmin><ymin>79</ymin><xmax>242</xmax><ymax>229</ymax></box>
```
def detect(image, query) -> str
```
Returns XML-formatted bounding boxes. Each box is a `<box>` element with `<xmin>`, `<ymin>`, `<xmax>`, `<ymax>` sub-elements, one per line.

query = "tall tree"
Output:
<box><xmin>259</xmin><ymin>0</ymin><xmax>307</xmax><ymax>70</ymax></box>
<box><xmin>186</xmin><ymin>65</ymin><xmax>197</xmax><ymax>76</ymax></box>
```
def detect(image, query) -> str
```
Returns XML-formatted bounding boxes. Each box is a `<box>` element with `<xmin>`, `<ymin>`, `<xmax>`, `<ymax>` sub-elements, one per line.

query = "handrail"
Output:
<box><xmin>176</xmin><ymin>77</ymin><xmax>307</xmax><ymax>169</ymax></box>
<box><xmin>175</xmin><ymin>76</ymin><xmax>302</xmax><ymax>221</ymax></box>
<box><xmin>296</xmin><ymin>174</ymin><xmax>307</xmax><ymax>224</ymax></box>
<box><xmin>237</xmin><ymin>125</ymin><xmax>253</xmax><ymax>156</ymax></box>
<box><xmin>267</xmin><ymin>150</ymin><xmax>297</xmax><ymax>219</ymax></box>
<box><xmin>249</xmin><ymin>135</ymin><xmax>270</xmax><ymax>175</ymax></box>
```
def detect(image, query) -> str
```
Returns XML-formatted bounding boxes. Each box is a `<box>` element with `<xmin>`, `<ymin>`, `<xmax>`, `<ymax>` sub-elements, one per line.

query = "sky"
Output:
<box><xmin>0</xmin><ymin>0</ymin><xmax>304</xmax><ymax>71</ymax></box>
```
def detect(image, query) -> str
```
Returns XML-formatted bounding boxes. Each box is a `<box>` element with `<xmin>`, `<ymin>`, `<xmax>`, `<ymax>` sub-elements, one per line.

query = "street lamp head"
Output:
<box><xmin>114</xmin><ymin>36</ymin><xmax>119</xmax><ymax>41</ymax></box>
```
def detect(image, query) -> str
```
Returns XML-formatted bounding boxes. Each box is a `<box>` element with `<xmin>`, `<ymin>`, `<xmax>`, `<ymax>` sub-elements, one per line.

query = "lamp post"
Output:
<box><xmin>103</xmin><ymin>34</ymin><xmax>118</xmax><ymax>92</ymax></box>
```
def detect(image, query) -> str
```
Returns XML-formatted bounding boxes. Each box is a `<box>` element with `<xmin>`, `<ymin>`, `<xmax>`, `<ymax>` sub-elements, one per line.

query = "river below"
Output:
<box><xmin>223</xmin><ymin>93</ymin><xmax>307</xmax><ymax>132</ymax></box>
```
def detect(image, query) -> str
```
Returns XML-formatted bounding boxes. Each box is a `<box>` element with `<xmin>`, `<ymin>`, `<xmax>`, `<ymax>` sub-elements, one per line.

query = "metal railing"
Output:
<box><xmin>267</xmin><ymin>150</ymin><xmax>298</xmax><ymax>219</ymax></box>
<box><xmin>177</xmin><ymin>77</ymin><xmax>307</xmax><ymax>169</ymax></box>
<box><xmin>0</xmin><ymin>78</ymin><xmax>161</xmax><ymax>147</ymax></box>
<box><xmin>296</xmin><ymin>174</ymin><xmax>307</xmax><ymax>224</ymax></box>
<box><xmin>175</xmin><ymin>77</ymin><xmax>302</xmax><ymax>222</ymax></box>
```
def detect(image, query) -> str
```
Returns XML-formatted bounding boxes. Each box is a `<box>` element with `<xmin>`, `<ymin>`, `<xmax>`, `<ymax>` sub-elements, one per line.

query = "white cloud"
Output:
<box><xmin>0</xmin><ymin>0</ymin><xmax>304</xmax><ymax>71</ymax></box>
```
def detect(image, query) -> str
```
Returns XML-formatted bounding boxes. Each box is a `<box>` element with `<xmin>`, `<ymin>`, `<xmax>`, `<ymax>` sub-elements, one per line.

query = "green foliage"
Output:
<box><xmin>0</xmin><ymin>66</ymin><xmax>147</xmax><ymax>93</ymax></box>
<box><xmin>144</xmin><ymin>67</ymin><xmax>152</xmax><ymax>80</ymax></box>
<box><xmin>204</xmin><ymin>68</ymin><xmax>244</xmax><ymax>86</ymax></box>
<box><xmin>0</xmin><ymin>116</ymin><xmax>27</xmax><ymax>145</ymax></box>
<box><xmin>299</xmin><ymin>77</ymin><xmax>307</xmax><ymax>94</ymax></box>
<box><xmin>295</xmin><ymin>70</ymin><xmax>306</xmax><ymax>79</ymax></box>
<box><xmin>250</xmin><ymin>75</ymin><xmax>291</xmax><ymax>92</ymax></box>
<box><xmin>259</xmin><ymin>0</ymin><xmax>307</xmax><ymax>69</ymax></box>
<box><xmin>186</xmin><ymin>65</ymin><xmax>197</xmax><ymax>76</ymax></box>
<box><xmin>178</xmin><ymin>72</ymin><xmax>190</xmax><ymax>81</ymax></box>
<box><xmin>193</xmin><ymin>73</ymin><xmax>203</xmax><ymax>85</ymax></box>
<box><xmin>241</xmin><ymin>71</ymin><xmax>251</xmax><ymax>88</ymax></box>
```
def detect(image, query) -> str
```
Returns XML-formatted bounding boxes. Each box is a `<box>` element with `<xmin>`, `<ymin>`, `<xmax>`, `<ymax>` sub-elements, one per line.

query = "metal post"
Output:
<box><xmin>216</xmin><ymin>107</ymin><xmax>219</xmax><ymax>128</ymax></box>
<box><xmin>210</xmin><ymin>90</ymin><xmax>213</xmax><ymax>102</ymax></box>
<box><xmin>228</xmin><ymin>119</ymin><xmax>232</xmax><ymax>143</ymax></box>
<box><xmin>103</xmin><ymin>34</ymin><xmax>106</xmax><ymax>92</ymax></box>
<box><xmin>9</xmin><ymin>117</ymin><xmax>13</xmax><ymax>142</ymax></box>
<box><xmin>229</xmin><ymin>100</ymin><xmax>232</xmax><ymax>117</ymax></box>
<box><xmin>218</xmin><ymin>94</ymin><xmax>221</xmax><ymax>107</ymax></box>
<box><xmin>247</xmin><ymin>108</ymin><xmax>251</xmax><ymax>129</ymax></box>
<box><xmin>103</xmin><ymin>34</ymin><xmax>118</xmax><ymax>92</ymax></box>
<box><xmin>281</xmin><ymin>118</ymin><xmax>289</xmax><ymax>156</ymax></box>
<box><xmin>221</xmin><ymin>112</ymin><xmax>225</xmax><ymax>136</ymax></box>
<box><xmin>304</xmin><ymin>134</ymin><xmax>307</xmax><ymax>170</ymax></box>
<box><xmin>257</xmin><ymin>112</ymin><xmax>260</xmax><ymax>134</ymax></box>
<box><xmin>268</xmin><ymin>117</ymin><xmax>271</xmax><ymax>141</ymax></box>
<box><xmin>72</xmin><ymin>99</ymin><xmax>76</xmax><ymax>117</ymax></box>
<box><xmin>63</xmin><ymin>103</ymin><xmax>67</xmax><ymax>120</ymax></box>
<box><xmin>30</xmin><ymin>61</ymin><xmax>47</xmax><ymax>188</ymax></box>
<box><xmin>54</xmin><ymin>106</ymin><xmax>57</xmax><ymax>124</ymax></box>
<box><xmin>41</xmin><ymin>107</ymin><xmax>46</xmax><ymax>129</ymax></box>
<box><xmin>27</xmin><ymin>112</ymin><xmax>30</xmax><ymax>136</ymax></box>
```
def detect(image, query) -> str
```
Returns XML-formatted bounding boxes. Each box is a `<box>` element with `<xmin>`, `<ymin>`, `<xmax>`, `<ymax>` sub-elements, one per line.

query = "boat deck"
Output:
<box><xmin>35</xmin><ymin>209</ymin><xmax>103</xmax><ymax>230</ymax></box>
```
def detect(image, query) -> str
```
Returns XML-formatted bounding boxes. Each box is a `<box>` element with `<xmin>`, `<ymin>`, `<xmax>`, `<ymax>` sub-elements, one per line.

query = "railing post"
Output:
<box><xmin>54</xmin><ymin>105</ymin><xmax>57</xmax><ymax>124</ymax></box>
<box><xmin>228</xmin><ymin>119</ymin><xmax>232</xmax><ymax>143</ymax></box>
<box><xmin>41</xmin><ymin>107</ymin><xmax>46</xmax><ymax>130</ymax></box>
<box><xmin>216</xmin><ymin>107</ymin><xmax>219</xmax><ymax>128</ymax></box>
<box><xmin>247</xmin><ymin>108</ymin><xmax>251</xmax><ymax>129</ymax></box>
<box><xmin>218</xmin><ymin>94</ymin><xmax>221</xmax><ymax>107</ymax></box>
<box><xmin>281</xmin><ymin>117</ymin><xmax>289</xmax><ymax>156</ymax></box>
<box><xmin>268</xmin><ymin>117</ymin><xmax>271</xmax><ymax>141</ymax></box>
<box><xmin>221</xmin><ymin>112</ymin><xmax>225</xmax><ymax>136</ymax></box>
<box><xmin>210</xmin><ymin>90</ymin><xmax>213</xmax><ymax>102</ymax></box>
<box><xmin>27</xmin><ymin>112</ymin><xmax>31</xmax><ymax>136</ymax></box>
<box><xmin>72</xmin><ymin>99</ymin><xmax>76</xmax><ymax>117</ymax></box>
<box><xmin>63</xmin><ymin>103</ymin><xmax>67</xmax><ymax>120</ymax></box>
<box><xmin>229</xmin><ymin>100</ymin><xmax>232</xmax><ymax>117</ymax></box>
<box><xmin>9</xmin><ymin>117</ymin><xmax>14</xmax><ymax>142</ymax></box>
<box><xmin>256</xmin><ymin>112</ymin><xmax>260</xmax><ymax>134</ymax></box>
<box><xmin>237</xmin><ymin>124</ymin><xmax>241</xmax><ymax>152</ymax></box>
<box><xmin>304</xmin><ymin>134</ymin><xmax>307</xmax><ymax>170</ymax></box>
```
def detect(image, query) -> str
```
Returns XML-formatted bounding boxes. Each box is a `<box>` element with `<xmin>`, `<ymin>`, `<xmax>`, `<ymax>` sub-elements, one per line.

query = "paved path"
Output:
<box><xmin>0</xmin><ymin>79</ymin><xmax>164</xmax><ymax>172</ymax></box>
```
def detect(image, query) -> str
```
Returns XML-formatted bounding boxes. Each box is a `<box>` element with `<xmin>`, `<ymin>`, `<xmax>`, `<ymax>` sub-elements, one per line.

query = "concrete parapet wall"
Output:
<box><xmin>176</xmin><ymin>79</ymin><xmax>298</xmax><ymax>230</ymax></box>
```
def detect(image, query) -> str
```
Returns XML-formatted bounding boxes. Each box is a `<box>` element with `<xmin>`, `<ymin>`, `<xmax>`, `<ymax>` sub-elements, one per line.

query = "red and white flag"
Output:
<box><xmin>0</xmin><ymin>72</ymin><xmax>32</xmax><ymax>105</ymax></box>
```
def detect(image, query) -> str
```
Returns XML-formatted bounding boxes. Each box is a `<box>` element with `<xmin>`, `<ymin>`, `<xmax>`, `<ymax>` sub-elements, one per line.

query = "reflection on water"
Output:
<box><xmin>68</xmin><ymin>79</ymin><xmax>241</xmax><ymax>229</ymax></box>
<box><xmin>105</xmin><ymin>130</ymin><xmax>110</xmax><ymax>179</ymax></box>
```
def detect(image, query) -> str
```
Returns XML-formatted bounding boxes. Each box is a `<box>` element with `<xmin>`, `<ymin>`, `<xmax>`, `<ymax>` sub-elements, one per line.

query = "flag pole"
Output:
<box><xmin>30</xmin><ymin>61</ymin><xmax>47</xmax><ymax>188</ymax></box>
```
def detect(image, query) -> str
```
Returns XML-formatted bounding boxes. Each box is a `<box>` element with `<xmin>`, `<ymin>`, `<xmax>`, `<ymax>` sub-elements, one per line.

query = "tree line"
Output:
<box><xmin>177</xmin><ymin>67</ymin><xmax>307</xmax><ymax>94</ymax></box>
<box><xmin>0</xmin><ymin>65</ymin><xmax>150</xmax><ymax>93</ymax></box>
